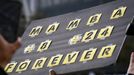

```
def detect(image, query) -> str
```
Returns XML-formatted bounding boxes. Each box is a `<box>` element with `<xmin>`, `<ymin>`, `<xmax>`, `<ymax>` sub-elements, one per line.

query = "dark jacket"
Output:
<box><xmin>0</xmin><ymin>0</ymin><xmax>21</xmax><ymax>43</ymax></box>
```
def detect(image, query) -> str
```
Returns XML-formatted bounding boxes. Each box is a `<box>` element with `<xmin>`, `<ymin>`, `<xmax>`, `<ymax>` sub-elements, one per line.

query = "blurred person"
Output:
<box><xmin>0</xmin><ymin>35</ymin><xmax>21</xmax><ymax>75</ymax></box>
<box><xmin>0</xmin><ymin>0</ymin><xmax>21</xmax><ymax>43</ymax></box>
<box><xmin>0</xmin><ymin>0</ymin><xmax>56</xmax><ymax>75</ymax></box>
<box><xmin>0</xmin><ymin>0</ymin><xmax>22</xmax><ymax>75</ymax></box>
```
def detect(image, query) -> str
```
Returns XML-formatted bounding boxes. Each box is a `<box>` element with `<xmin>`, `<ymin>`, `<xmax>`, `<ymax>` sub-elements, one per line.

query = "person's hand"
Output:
<box><xmin>49</xmin><ymin>69</ymin><xmax>57</xmax><ymax>75</ymax></box>
<box><xmin>127</xmin><ymin>52</ymin><xmax>134</xmax><ymax>74</ymax></box>
<box><xmin>0</xmin><ymin>35</ymin><xmax>21</xmax><ymax>68</ymax></box>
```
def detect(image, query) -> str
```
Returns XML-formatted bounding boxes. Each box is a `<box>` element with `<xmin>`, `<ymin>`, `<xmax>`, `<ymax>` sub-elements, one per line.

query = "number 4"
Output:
<box><xmin>97</xmin><ymin>26</ymin><xmax>114</xmax><ymax>39</ymax></box>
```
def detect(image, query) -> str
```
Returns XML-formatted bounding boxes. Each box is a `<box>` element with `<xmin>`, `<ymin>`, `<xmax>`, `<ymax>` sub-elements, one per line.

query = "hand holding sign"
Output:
<box><xmin>0</xmin><ymin>35</ymin><xmax>21</xmax><ymax>68</ymax></box>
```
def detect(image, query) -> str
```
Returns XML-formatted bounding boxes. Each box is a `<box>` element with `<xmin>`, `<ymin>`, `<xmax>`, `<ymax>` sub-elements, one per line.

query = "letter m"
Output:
<box><xmin>29</xmin><ymin>26</ymin><xmax>42</xmax><ymax>37</ymax></box>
